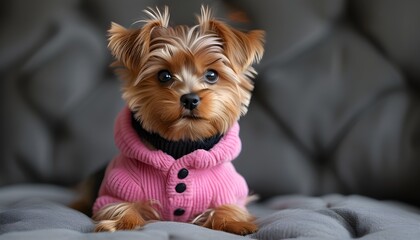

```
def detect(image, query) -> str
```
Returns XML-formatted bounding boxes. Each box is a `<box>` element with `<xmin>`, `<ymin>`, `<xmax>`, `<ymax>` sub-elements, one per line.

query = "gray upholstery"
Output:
<box><xmin>235</xmin><ymin>0</ymin><xmax>420</xmax><ymax>204</ymax></box>
<box><xmin>1</xmin><ymin>0</ymin><xmax>420</xmax><ymax>239</ymax></box>
<box><xmin>2</xmin><ymin>195</ymin><xmax>420</xmax><ymax>239</ymax></box>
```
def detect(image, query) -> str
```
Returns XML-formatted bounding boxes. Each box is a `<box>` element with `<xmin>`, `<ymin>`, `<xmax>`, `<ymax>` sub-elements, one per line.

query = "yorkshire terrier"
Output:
<box><xmin>91</xmin><ymin>6</ymin><xmax>264</xmax><ymax>235</ymax></box>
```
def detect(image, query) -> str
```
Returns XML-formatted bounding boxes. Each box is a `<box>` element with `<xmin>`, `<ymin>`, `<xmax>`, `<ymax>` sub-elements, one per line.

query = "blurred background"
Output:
<box><xmin>1</xmin><ymin>0</ymin><xmax>420</xmax><ymax>207</ymax></box>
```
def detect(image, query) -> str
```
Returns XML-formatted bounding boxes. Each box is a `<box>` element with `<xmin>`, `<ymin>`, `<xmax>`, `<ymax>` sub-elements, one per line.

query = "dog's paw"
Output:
<box><xmin>93</xmin><ymin>202</ymin><xmax>160</xmax><ymax>232</ymax></box>
<box><xmin>192</xmin><ymin>204</ymin><xmax>258</xmax><ymax>235</ymax></box>
<box><xmin>218</xmin><ymin>221</ymin><xmax>258</xmax><ymax>235</ymax></box>
<box><xmin>94</xmin><ymin>217</ymin><xmax>143</xmax><ymax>232</ymax></box>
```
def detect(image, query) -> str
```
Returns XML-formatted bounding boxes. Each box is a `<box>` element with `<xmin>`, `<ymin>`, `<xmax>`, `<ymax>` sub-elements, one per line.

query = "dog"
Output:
<box><xmin>91</xmin><ymin>6</ymin><xmax>264</xmax><ymax>235</ymax></box>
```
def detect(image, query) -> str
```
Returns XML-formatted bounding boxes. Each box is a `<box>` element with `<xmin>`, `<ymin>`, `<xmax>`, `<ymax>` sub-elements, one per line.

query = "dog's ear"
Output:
<box><xmin>198</xmin><ymin>6</ymin><xmax>265</xmax><ymax>73</ymax></box>
<box><xmin>108</xmin><ymin>7</ymin><xmax>170</xmax><ymax>71</ymax></box>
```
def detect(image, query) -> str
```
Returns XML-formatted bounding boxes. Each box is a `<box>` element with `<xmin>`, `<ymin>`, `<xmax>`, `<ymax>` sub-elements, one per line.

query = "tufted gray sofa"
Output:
<box><xmin>1</xmin><ymin>0</ymin><xmax>420</xmax><ymax>239</ymax></box>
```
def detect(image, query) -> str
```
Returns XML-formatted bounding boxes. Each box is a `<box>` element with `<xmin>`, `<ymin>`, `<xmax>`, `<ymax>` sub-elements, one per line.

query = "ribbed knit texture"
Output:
<box><xmin>131</xmin><ymin>113</ymin><xmax>223</xmax><ymax>159</ymax></box>
<box><xmin>93</xmin><ymin>107</ymin><xmax>249</xmax><ymax>222</ymax></box>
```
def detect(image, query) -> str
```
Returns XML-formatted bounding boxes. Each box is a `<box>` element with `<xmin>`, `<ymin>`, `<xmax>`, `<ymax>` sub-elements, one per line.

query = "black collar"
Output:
<box><xmin>131</xmin><ymin>113</ymin><xmax>223</xmax><ymax>159</ymax></box>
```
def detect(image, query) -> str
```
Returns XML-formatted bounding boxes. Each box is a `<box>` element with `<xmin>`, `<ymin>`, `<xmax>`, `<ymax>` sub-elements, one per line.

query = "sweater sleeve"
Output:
<box><xmin>92</xmin><ymin>155</ymin><xmax>143</xmax><ymax>214</ymax></box>
<box><xmin>92</xmin><ymin>195</ymin><xmax>123</xmax><ymax>214</ymax></box>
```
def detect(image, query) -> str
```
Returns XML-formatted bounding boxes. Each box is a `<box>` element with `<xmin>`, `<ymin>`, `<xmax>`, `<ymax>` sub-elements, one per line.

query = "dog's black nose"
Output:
<box><xmin>180</xmin><ymin>93</ymin><xmax>200</xmax><ymax>110</ymax></box>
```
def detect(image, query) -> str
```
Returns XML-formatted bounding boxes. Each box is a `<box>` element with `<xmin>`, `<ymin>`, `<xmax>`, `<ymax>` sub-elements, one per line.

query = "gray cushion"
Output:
<box><xmin>1</xmin><ymin>192</ymin><xmax>420</xmax><ymax>239</ymax></box>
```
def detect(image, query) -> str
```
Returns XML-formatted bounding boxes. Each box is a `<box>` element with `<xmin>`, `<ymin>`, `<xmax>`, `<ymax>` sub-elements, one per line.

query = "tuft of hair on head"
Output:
<box><xmin>197</xmin><ymin>5</ymin><xmax>265</xmax><ymax>74</ymax></box>
<box><xmin>107</xmin><ymin>6</ymin><xmax>170</xmax><ymax>73</ymax></box>
<box><xmin>107</xmin><ymin>5</ymin><xmax>264</xmax><ymax>79</ymax></box>
<box><xmin>140</xmin><ymin>6</ymin><xmax>170</xmax><ymax>28</ymax></box>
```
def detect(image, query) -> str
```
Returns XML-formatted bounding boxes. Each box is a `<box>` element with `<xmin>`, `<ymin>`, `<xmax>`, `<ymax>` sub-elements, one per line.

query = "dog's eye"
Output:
<box><xmin>157</xmin><ymin>70</ymin><xmax>172</xmax><ymax>83</ymax></box>
<box><xmin>204</xmin><ymin>70</ymin><xmax>218</xmax><ymax>84</ymax></box>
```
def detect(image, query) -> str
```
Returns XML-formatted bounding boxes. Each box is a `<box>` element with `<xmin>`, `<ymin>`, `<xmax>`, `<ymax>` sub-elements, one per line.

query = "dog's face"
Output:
<box><xmin>108</xmin><ymin>6</ymin><xmax>264</xmax><ymax>141</ymax></box>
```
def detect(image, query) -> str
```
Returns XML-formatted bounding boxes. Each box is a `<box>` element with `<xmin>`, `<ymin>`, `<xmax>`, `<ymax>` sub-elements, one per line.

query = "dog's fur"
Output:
<box><xmin>91</xmin><ymin>6</ymin><xmax>264</xmax><ymax>235</ymax></box>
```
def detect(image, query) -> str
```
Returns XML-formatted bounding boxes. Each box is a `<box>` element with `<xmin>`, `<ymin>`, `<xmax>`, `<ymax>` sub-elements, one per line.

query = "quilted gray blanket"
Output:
<box><xmin>1</xmin><ymin>185</ymin><xmax>420</xmax><ymax>239</ymax></box>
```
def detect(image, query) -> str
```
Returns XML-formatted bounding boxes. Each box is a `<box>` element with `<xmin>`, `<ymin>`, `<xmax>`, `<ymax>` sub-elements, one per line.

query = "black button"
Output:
<box><xmin>175</xmin><ymin>183</ymin><xmax>186</xmax><ymax>193</ymax></box>
<box><xmin>174</xmin><ymin>208</ymin><xmax>185</xmax><ymax>216</ymax></box>
<box><xmin>177</xmin><ymin>168</ymin><xmax>189</xmax><ymax>179</ymax></box>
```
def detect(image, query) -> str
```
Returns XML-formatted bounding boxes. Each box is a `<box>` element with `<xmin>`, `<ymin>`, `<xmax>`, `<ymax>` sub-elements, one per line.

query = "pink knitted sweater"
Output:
<box><xmin>93</xmin><ymin>107</ymin><xmax>249</xmax><ymax>222</ymax></box>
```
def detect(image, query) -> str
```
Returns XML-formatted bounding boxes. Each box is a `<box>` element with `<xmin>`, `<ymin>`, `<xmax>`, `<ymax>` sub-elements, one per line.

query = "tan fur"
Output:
<box><xmin>94</xmin><ymin>5</ymin><xmax>264</xmax><ymax>235</ymax></box>
<box><xmin>192</xmin><ymin>204</ymin><xmax>258</xmax><ymax>235</ymax></box>
<box><xmin>107</xmin><ymin>5</ymin><xmax>264</xmax><ymax>141</ymax></box>
<box><xmin>93</xmin><ymin>201</ymin><xmax>160</xmax><ymax>232</ymax></box>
